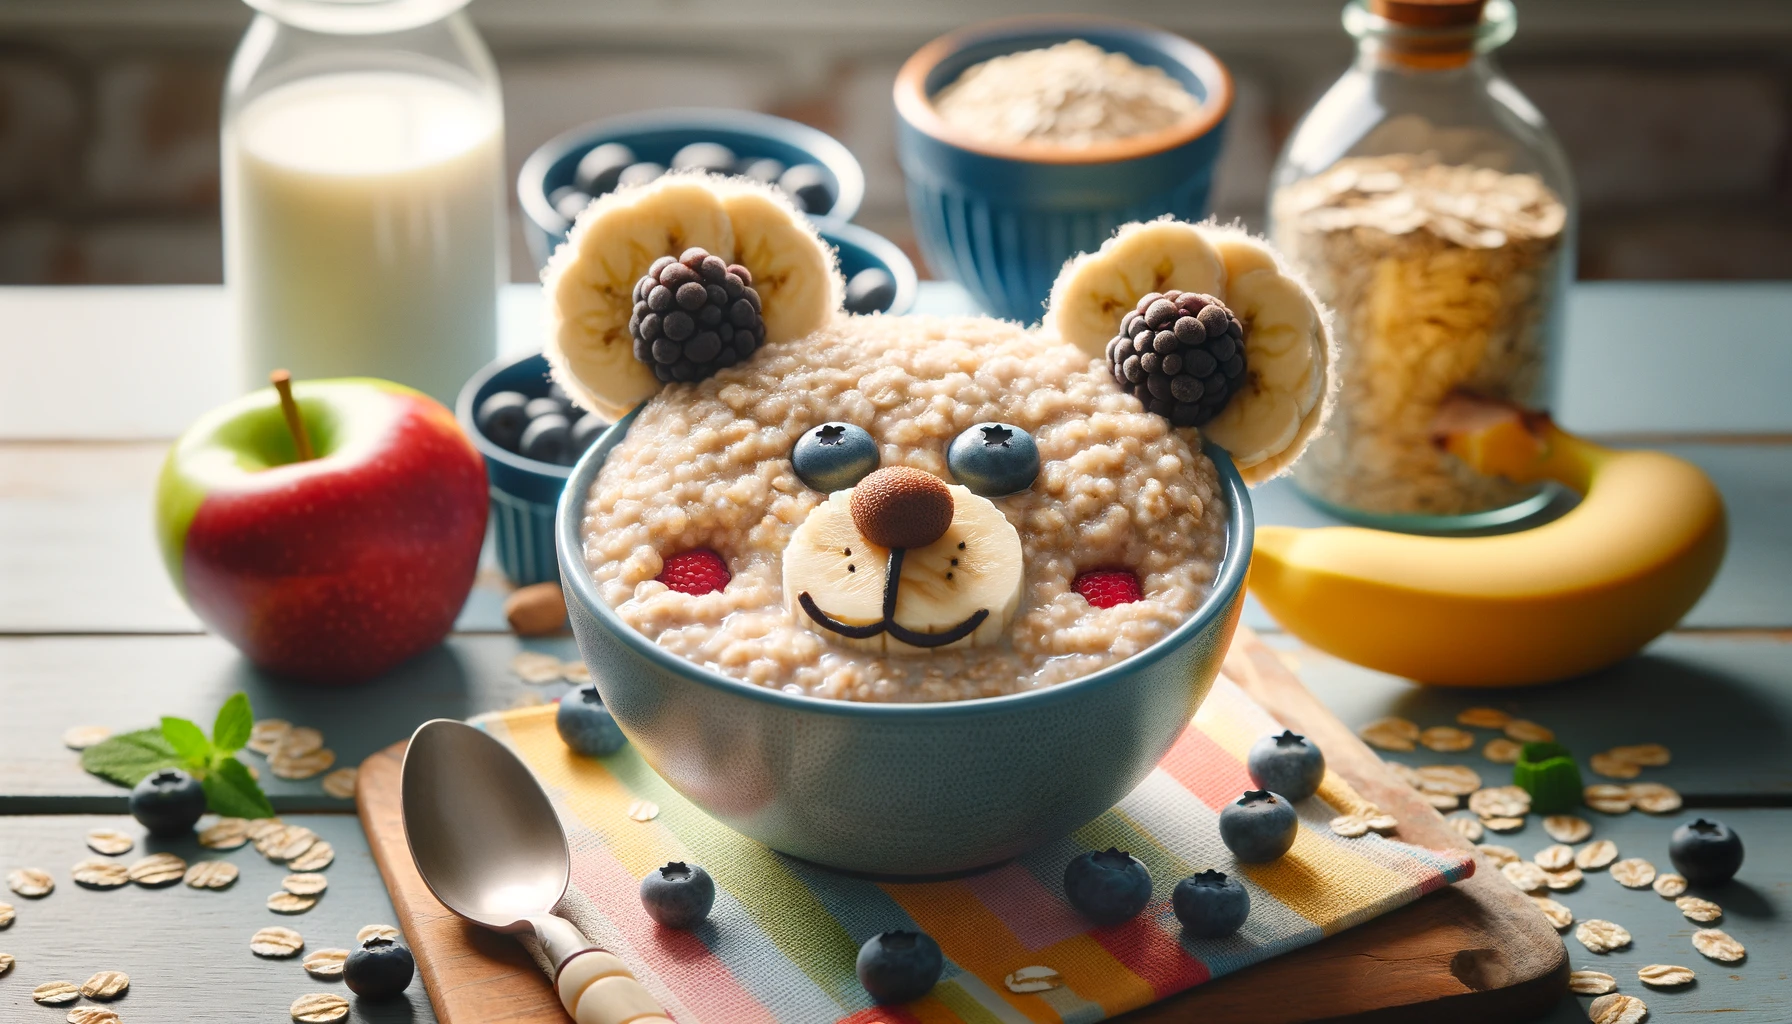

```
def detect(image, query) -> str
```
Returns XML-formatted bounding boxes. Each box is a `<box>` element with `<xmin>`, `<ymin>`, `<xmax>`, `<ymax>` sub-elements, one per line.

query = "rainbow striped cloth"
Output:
<box><xmin>476</xmin><ymin>677</ymin><xmax>1473</xmax><ymax>1023</ymax></box>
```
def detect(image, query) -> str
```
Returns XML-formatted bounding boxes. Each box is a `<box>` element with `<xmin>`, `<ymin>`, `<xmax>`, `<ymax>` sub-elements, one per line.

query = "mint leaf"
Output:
<box><xmin>211</xmin><ymin>693</ymin><xmax>253</xmax><ymax>754</ymax></box>
<box><xmin>80</xmin><ymin>729</ymin><xmax>180</xmax><ymax>787</ymax></box>
<box><xmin>202</xmin><ymin>757</ymin><xmax>275</xmax><ymax>819</ymax></box>
<box><xmin>161</xmin><ymin>716</ymin><xmax>213</xmax><ymax>767</ymax></box>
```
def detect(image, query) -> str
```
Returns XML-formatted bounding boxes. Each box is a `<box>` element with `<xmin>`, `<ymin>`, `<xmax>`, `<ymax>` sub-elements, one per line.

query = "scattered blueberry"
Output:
<box><xmin>1172</xmin><ymin>869</ymin><xmax>1250</xmax><ymax>938</ymax></box>
<box><xmin>575</xmin><ymin>142</ymin><xmax>637</xmax><ymax>196</ymax></box>
<box><xmin>792</xmin><ymin>422</ymin><xmax>880</xmax><ymax>493</ymax></box>
<box><xmin>344</xmin><ymin>936</ymin><xmax>415</xmax><ymax>999</ymax></box>
<box><xmin>947</xmin><ymin>422</ymin><xmax>1039</xmax><ymax>496</ymax></box>
<box><xmin>618</xmin><ymin>161</ymin><xmax>665</xmax><ymax>189</ymax></box>
<box><xmin>671</xmin><ymin>141</ymin><xmax>737</xmax><ymax>174</ymax></box>
<box><xmin>570</xmin><ymin>412</ymin><xmax>607</xmax><ymax>454</ymax></box>
<box><xmin>856</xmin><ymin>930</ymin><xmax>943</xmax><ymax>1004</ymax></box>
<box><xmin>520</xmin><ymin>413</ymin><xmax>572</xmax><ymax>464</ymax></box>
<box><xmin>777</xmin><ymin>163</ymin><xmax>834</xmax><ymax>214</ymax></box>
<box><xmin>640</xmin><ymin>861</ymin><xmax>716</xmax><ymax>928</ymax></box>
<box><xmin>1219</xmin><ymin>790</ymin><xmax>1299</xmax><ymax>863</ymax></box>
<box><xmin>1247</xmin><ymin>730</ymin><xmax>1325</xmax><ymax>802</ymax></box>
<box><xmin>130</xmin><ymin>767</ymin><xmax>207</xmax><ymax>837</ymax></box>
<box><xmin>476</xmin><ymin>390</ymin><xmax>530</xmax><ymax>452</ymax></box>
<box><xmin>1669</xmin><ymin>818</ymin><xmax>1744</xmax><ymax>885</ymax></box>
<box><xmin>1063</xmin><ymin>847</ymin><xmax>1153</xmax><ymax>926</ymax></box>
<box><xmin>548</xmin><ymin>185</ymin><xmax>590</xmax><ymax>224</ymax></box>
<box><xmin>556</xmin><ymin>684</ymin><xmax>628</xmax><ymax>756</ymax></box>
<box><xmin>739</xmin><ymin>156</ymin><xmax>786</xmax><ymax>184</ymax></box>
<box><xmin>844</xmin><ymin>268</ymin><xmax>898</xmax><ymax>315</ymax></box>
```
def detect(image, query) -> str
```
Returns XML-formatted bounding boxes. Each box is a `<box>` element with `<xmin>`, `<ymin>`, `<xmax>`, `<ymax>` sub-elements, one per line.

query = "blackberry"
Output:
<box><xmin>629</xmin><ymin>247</ymin><xmax>764</xmax><ymax>384</ymax></box>
<box><xmin>1104</xmin><ymin>290</ymin><xmax>1247</xmax><ymax>427</ymax></box>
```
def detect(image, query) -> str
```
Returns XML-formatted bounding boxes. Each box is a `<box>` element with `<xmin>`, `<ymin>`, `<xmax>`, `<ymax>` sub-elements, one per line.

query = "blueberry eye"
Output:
<box><xmin>947</xmin><ymin>422</ymin><xmax>1039</xmax><ymax>496</ymax></box>
<box><xmin>792</xmin><ymin>422</ymin><xmax>879</xmax><ymax>492</ymax></box>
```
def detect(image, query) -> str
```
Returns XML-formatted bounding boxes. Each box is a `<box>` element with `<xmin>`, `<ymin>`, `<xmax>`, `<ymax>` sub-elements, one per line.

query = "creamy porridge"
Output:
<box><xmin>580</xmin><ymin>314</ymin><xmax>1228</xmax><ymax>703</ymax></box>
<box><xmin>932</xmin><ymin>39</ymin><xmax>1201</xmax><ymax>147</ymax></box>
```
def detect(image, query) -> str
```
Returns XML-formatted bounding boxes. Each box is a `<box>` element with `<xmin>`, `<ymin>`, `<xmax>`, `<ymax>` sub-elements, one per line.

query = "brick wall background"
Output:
<box><xmin>1</xmin><ymin>0</ymin><xmax>1789</xmax><ymax>285</ymax></box>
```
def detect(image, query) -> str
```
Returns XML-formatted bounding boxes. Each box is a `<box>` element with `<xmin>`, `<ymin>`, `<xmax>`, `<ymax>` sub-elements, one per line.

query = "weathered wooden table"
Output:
<box><xmin>1</xmin><ymin>282</ymin><xmax>1786</xmax><ymax>1023</ymax></box>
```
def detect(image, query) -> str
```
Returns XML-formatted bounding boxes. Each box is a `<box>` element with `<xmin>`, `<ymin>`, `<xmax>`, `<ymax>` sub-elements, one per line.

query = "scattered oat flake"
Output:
<box><xmin>1503</xmin><ymin>719</ymin><xmax>1554</xmax><ymax>743</ymax></box>
<box><xmin>1476</xmin><ymin>844</ymin><xmax>1519</xmax><ymax>867</ymax></box>
<box><xmin>562</xmin><ymin>660</ymin><xmax>592</xmax><ymax>684</ymax></box>
<box><xmin>1588</xmin><ymin>993</ymin><xmax>1648</xmax><ymax>1024</ymax></box>
<box><xmin>292</xmin><ymin>992</ymin><xmax>351</xmax><ymax>1023</ymax></box>
<box><xmin>0</xmin><ymin>901</ymin><xmax>12</xmax><ymax>927</ymax></box>
<box><xmin>1330</xmin><ymin>814</ymin><xmax>1370</xmax><ymax>838</ymax></box>
<box><xmin>1533</xmin><ymin>844</ymin><xmax>1574</xmax><ymax>871</ymax></box>
<box><xmin>1691</xmin><ymin>927</ymin><xmax>1744</xmax><ymax>962</ymax></box>
<box><xmin>1542</xmin><ymin>815</ymin><xmax>1591</xmax><ymax>844</ymax></box>
<box><xmin>252</xmin><ymin>926</ymin><xmax>305</xmax><ymax>957</ymax></box>
<box><xmin>1676</xmin><ymin>896</ymin><xmax>1722</xmax><ymax>923</ymax></box>
<box><xmin>284</xmin><ymin>872</ymin><xmax>328</xmax><ymax>896</ymax></box>
<box><xmin>81</xmin><ymin>970</ymin><xmax>129</xmax><ymax>1000</ymax></box>
<box><xmin>289</xmin><ymin>841</ymin><xmax>335</xmax><ymax>872</ymax></box>
<box><xmin>199</xmin><ymin>818</ymin><xmax>250</xmax><ymax>850</ymax></box>
<box><xmin>68</xmin><ymin>1008</ymin><xmax>122</xmax><ymax>1024</ymax></box>
<box><xmin>1609</xmin><ymin>743</ymin><xmax>1671</xmax><ymax>767</ymax></box>
<box><xmin>627</xmin><ymin>800</ymin><xmax>660</xmax><ymax>822</ymax></box>
<box><xmin>1365</xmin><ymin>813</ymin><xmax>1399</xmax><ymax>834</ymax></box>
<box><xmin>84</xmin><ymin>829</ymin><xmax>134</xmax><ymax>856</ymax></box>
<box><xmin>1003</xmin><ymin>965</ymin><xmax>1063</xmax><ymax>994</ymax></box>
<box><xmin>1532</xmin><ymin>896</ymin><xmax>1573</xmax><ymax>930</ymax></box>
<box><xmin>185</xmin><ymin>860</ymin><xmax>239</xmax><ymax>890</ymax></box>
<box><xmin>33</xmin><ymin>980</ymin><xmax>80</xmax><ymax>1005</ymax></box>
<box><xmin>7</xmin><ymin>868</ymin><xmax>53</xmax><ymax>897</ymax></box>
<box><xmin>261</xmin><ymin>825</ymin><xmax>319</xmax><ymax>862</ymax></box>
<box><xmin>1417</xmin><ymin>764</ymin><xmax>1482</xmax><ymax>796</ymax></box>
<box><xmin>1575</xmin><ymin>918</ymin><xmax>1632</xmax><ymax>953</ymax></box>
<box><xmin>246</xmin><ymin>818</ymin><xmax>286</xmax><ymax>840</ymax></box>
<box><xmin>271</xmin><ymin>748</ymin><xmax>336</xmax><ymax>780</ymax></box>
<box><xmin>1389</xmin><ymin>762</ymin><xmax>1424</xmax><ymax>788</ymax></box>
<box><xmin>1501</xmin><ymin>861</ymin><xmax>1548</xmax><ymax>892</ymax></box>
<box><xmin>1422</xmin><ymin>791</ymin><xmax>1460</xmax><ymax>810</ymax></box>
<box><xmin>1589</xmin><ymin>753</ymin><xmax>1641</xmax><ymax>780</ymax></box>
<box><xmin>0</xmin><ymin>951</ymin><xmax>11</xmax><ymax>974</ymax></box>
<box><xmin>356</xmin><ymin>924</ymin><xmax>399</xmax><ymax>944</ymax></box>
<box><xmin>1544</xmin><ymin>865</ymin><xmax>1583</xmax><ymax>891</ymax></box>
<box><xmin>269</xmin><ymin>891</ymin><xmax>318</xmax><ymax>914</ymax></box>
<box><xmin>248</xmin><ymin>718</ymin><xmax>293</xmax><ymax>755</ymax></box>
<box><xmin>275</xmin><ymin>726</ymin><xmax>324</xmax><ymax>759</ymax></box>
<box><xmin>1611</xmin><ymin>858</ymin><xmax>1656</xmax><ymax>889</ymax></box>
<box><xmin>1483</xmin><ymin>816</ymin><xmax>1526</xmax><ymax>833</ymax></box>
<box><xmin>1568</xmin><ymin>969</ymin><xmax>1615</xmax><ymax>994</ymax></box>
<box><xmin>304</xmin><ymin>948</ymin><xmax>350</xmax><ymax>978</ymax></box>
<box><xmin>1636</xmin><ymin>963</ymin><xmax>1693</xmax><ymax>988</ymax></box>
<box><xmin>1626</xmin><ymin>782</ymin><xmax>1681</xmax><ymax>815</ymax></box>
<box><xmin>1652</xmin><ymin>873</ymin><xmax>1687</xmax><ymax>898</ymax></box>
<box><xmin>1583</xmin><ymin>785</ymin><xmax>1634</xmax><ymax>814</ymax></box>
<box><xmin>1482</xmin><ymin>738</ymin><xmax>1522</xmax><ymax>764</ymax></box>
<box><xmin>1456</xmin><ymin>707</ymin><xmax>1512</xmax><ymax>729</ymax></box>
<box><xmin>321</xmin><ymin>767</ymin><xmax>359</xmax><ymax>800</ymax></box>
<box><xmin>62</xmin><ymin>725</ymin><xmax>112</xmax><ymax>750</ymax></box>
<box><xmin>128</xmin><ymin>852</ymin><xmax>186</xmax><ymax>887</ymax></box>
<box><xmin>1576</xmin><ymin>840</ymin><xmax>1619</xmax><ymax>871</ymax></box>
<box><xmin>71</xmin><ymin>858</ymin><xmax>130</xmax><ymax>889</ymax></box>
<box><xmin>1420</xmin><ymin>726</ymin><xmax>1475</xmax><ymax>752</ymax></box>
<box><xmin>1358</xmin><ymin>717</ymin><xmax>1420</xmax><ymax>751</ymax></box>
<box><xmin>512</xmin><ymin>651</ymin><xmax>565</xmax><ymax>685</ymax></box>
<box><xmin>1469</xmin><ymin>785</ymin><xmax>1530</xmax><ymax>819</ymax></box>
<box><xmin>1448</xmin><ymin>815</ymin><xmax>1484</xmax><ymax>842</ymax></box>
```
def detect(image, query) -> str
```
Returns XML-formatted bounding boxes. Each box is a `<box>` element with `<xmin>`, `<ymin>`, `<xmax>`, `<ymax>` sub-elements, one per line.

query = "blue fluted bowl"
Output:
<box><xmin>895</xmin><ymin>18</ymin><xmax>1233</xmax><ymax>323</ymax></box>
<box><xmin>456</xmin><ymin>352</ymin><xmax>572</xmax><ymax>586</ymax></box>
<box><xmin>557</xmin><ymin>406</ymin><xmax>1253</xmax><ymax>875</ymax></box>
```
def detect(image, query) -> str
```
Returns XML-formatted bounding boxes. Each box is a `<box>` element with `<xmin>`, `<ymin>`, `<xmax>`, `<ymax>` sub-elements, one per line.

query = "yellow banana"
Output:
<box><xmin>1248</xmin><ymin>399</ymin><xmax>1727</xmax><ymax>686</ymax></box>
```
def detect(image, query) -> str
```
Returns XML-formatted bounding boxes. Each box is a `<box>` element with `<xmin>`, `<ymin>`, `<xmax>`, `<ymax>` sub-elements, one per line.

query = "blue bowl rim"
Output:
<box><xmin>456</xmin><ymin>349</ymin><xmax>574</xmax><ymax>483</ymax></box>
<box><xmin>894</xmin><ymin>15</ymin><xmax>1234</xmax><ymax>166</ymax></box>
<box><xmin>557</xmin><ymin>402</ymin><xmax>1254</xmax><ymax>720</ymax></box>
<box><xmin>518</xmin><ymin>107</ymin><xmax>868</xmax><ymax>241</ymax></box>
<box><xmin>814</xmin><ymin>217</ymin><xmax>921</xmax><ymax>317</ymax></box>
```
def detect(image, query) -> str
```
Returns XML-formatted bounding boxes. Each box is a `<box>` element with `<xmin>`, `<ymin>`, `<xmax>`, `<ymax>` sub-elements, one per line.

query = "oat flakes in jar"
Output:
<box><xmin>1269</xmin><ymin>0</ymin><xmax>1575</xmax><ymax>528</ymax></box>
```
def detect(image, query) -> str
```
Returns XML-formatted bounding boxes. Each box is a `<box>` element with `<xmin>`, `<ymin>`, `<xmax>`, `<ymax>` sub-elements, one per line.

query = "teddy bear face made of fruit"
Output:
<box><xmin>546</xmin><ymin>177</ymin><xmax>1331</xmax><ymax>702</ymax></box>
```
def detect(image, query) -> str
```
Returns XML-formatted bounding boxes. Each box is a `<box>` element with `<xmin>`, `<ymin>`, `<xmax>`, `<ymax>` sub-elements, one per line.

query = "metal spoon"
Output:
<box><xmin>401</xmin><ymin>719</ymin><xmax>668</xmax><ymax>1023</ymax></box>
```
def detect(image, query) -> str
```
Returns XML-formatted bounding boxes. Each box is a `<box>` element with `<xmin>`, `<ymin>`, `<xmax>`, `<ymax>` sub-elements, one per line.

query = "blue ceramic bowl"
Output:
<box><xmin>818</xmin><ymin>218</ymin><xmax>920</xmax><ymax>316</ymax></box>
<box><xmin>895</xmin><ymin>18</ymin><xmax>1233</xmax><ymax>323</ymax></box>
<box><xmin>557</xmin><ymin>406</ymin><xmax>1253</xmax><ymax>875</ymax></box>
<box><xmin>519</xmin><ymin>108</ymin><xmax>867</xmax><ymax>271</ymax></box>
<box><xmin>456</xmin><ymin>352</ymin><xmax>576</xmax><ymax>586</ymax></box>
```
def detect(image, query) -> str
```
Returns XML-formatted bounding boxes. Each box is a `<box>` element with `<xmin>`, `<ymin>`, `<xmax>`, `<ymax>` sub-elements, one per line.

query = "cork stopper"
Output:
<box><xmin>1370</xmin><ymin>0</ymin><xmax>1486</xmax><ymax>28</ymax></box>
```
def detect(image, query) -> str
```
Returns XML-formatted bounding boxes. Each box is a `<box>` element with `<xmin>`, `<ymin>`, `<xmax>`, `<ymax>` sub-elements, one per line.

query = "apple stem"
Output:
<box><xmin>269</xmin><ymin>369</ymin><xmax>316</xmax><ymax>462</ymax></box>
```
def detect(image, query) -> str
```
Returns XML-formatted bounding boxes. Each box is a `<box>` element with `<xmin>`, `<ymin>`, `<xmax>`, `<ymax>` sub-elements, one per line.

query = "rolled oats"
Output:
<box><xmin>1420</xmin><ymin>726</ymin><xmax>1475</xmax><ymax>752</ymax></box>
<box><xmin>1448</xmin><ymin>815</ymin><xmax>1483</xmax><ymax>842</ymax></box>
<box><xmin>1575</xmin><ymin>840</ymin><xmax>1619</xmax><ymax>871</ymax></box>
<box><xmin>257</xmin><ymin>825</ymin><xmax>317</xmax><ymax>861</ymax></box>
<box><xmin>0</xmin><ymin>952</ymin><xmax>11</xmax><ymax>974</ymax></box>
<box><xmin>33</xmin><ymin>980</ymin><xmax>80</xmax><ymax>1005</ymax></box>
<box><xmin>1638</xmin><ymin>963</ymin><xmax>1694</xmax><ymax>987</ymax></box>
<box><xmin>1588</xmin><ymin>993</ymin><xmax>1648</xmax><ymax>1024</ymax></box>
<box><xmin>247</xmin><ymin>719</ymin><xmax>293</xmax><ymax>755</ymax></box>
<box><xmin>1652</xmin><ymin>873</ymin><xmax>1687</xmax><ymax>898</ymax></box>
<box><xmin>1610</xmin><ymin>858</ymin><xmax>1656</xmax><ymax>889</ymax></box>
<box><xmin>274</xmin><ymin>726</ymin><xmax>324</xmax><ymax>759</ymax></box>
<box><xmin>1476</xmin><ymin>844</ymin><xmax>1519</xmax><ymax>867</ymax></box>
<box><xmin>562</xmin><ymin>660</ymin><xmax>593</xmax><ymax>684</ymax></box>
<box><xmin>7</xmin><ymin>867</ymin><xmax>53</xmax><ymax>898</ymax></box>
<box><xmin>251</xmin><ymin>926</ymin><xmax>305</xmax><ymax>957</ymax></box>
<box><xmin>321</xmin><ymin>768</ymin><xmax>359</xmax><ymax>800</ymax></box>
<box><xmin>81</xmin><ymin>970</ymin><xmax>129</xmax><ymax>1000</ymax></box>
<box><xmin>1626</xmin><ymin>782</ymin><xmax>1681</xmax><ymax>815</ymax></box>
<box><xmin>304</xmin><ymin>948</ymin><xmax>350</xmax><ymax>978</ymax></box>
<box><xmin>1608</xmin><ymin>743</ymin><xmax>1670</xmax><ymax>767</ymax></box>
<box><xmin>1533</xmin><ymin>844</ymin><xmax>1574</xmax><ymax>871</ymax></box>
<box><xmin>199</xmin><ymin>818</ymin><xmax>250</xmax><ymax>850</ymax></box>
<box><xmin>1417</xmin><ymin>764</ymin><xmax>1482</xmax><ymax>796</ymax></box>
<box><xmin>1389</xmin><ymin>762</ymin><xmax>1424</xmax><ymax>788</ymax></box>
<box><xmin>627</xmin><ymin>800</ymin><xmax>660</xmax><ymax>823</ymax></box>
<box><xmin>292</xmin><ymin>992</ymin><xmax>351</xmax><ymax>1023</ymax></box>
<box><xmin>271</xmin><ymin>748</ymin><xmax>335</xmax><ymax>780</ymax></box>
<box><xmin>1365</xmin><ymin>812</ymin><xmax>1400</xmax><ymax>835</ymax></box>
<box><xmin>1501</xmin><ymin>861</ymin><xmax>1548</xmax><ymax>892</ymax></box>
<box><xmin>1002</xmin><ymin>965</ymin><xmax>1063</xmax><ymax>994</ymax></box>
<box><xmin>1469</xmin><ymin>785</ymin><xmax>1530</xmax><ymax>819</ymax></box>
<box><xmin>1691</xmin><ymin>928</ymin><xmax>1745</xmax><ymax>962</ymax></box>
<box><xmin>1358</xmin><ymin>717</ymin><xmax>1420</xmax><ymax>752</ymax></box>
<box><xmin>71</xmin><ymin>858</ymin><xmax>129</xmax><ymax>889</ymax></box>
<box><xmin>1543</xmin><ymin>865</ymin><xmax>1583</xmax><ymax>891</ymax></box>
<box><xmin>1329</xmin><ymin>814</ymin><xmax>1370</xmax><ymax>838</ymax></box>
<box><xmin>127</xmin><ymin>852</ymin><xmax>186</xmax><ymax>887</ymax></box>
<box><xmin>1423</xmin><ymin>791</ymin><xmax>1460</xmax><ymax>810</ymax></box>
<box><xmin>1583</xmin><ymin>785</ymin><xmax>1633</xmax><ymax>815</ymax></box>
<box><xmin>1482</xmin><ymin>816</ymin><xmax>1526</xmax><ymax>833</ymax></box>
<box><xmin>67</xmin><ymin>1009</ymin><xmax>121</xmax><ymax>1024</ymax></box>
<box><xmin>1456</xmin><ymin>707</ymin><xmax>1511</xmax><ymax>729</ymax></box>
<box><xmin>1481</xmin><ymin>738</ymin><xmax>1522</xmax><ymax>764</ymax></box>
<box><xmin>1676</xmin><ymin>896</ymin><xmax>1722</xmax><ymax>923</ymax></box>
<box><xmin>0</xmin><ymin>901</ymin><xmax>12</xmax><ymax>927</ymax></box>
<box><xmin>1588</xmin><ymin>753</ymin><xmax>1640</xmax><ymax>780</ymax></box>
<box><xmin>268</xmin><ymin>892</ymin><xmax>318</xmax><ymax>914</ymax></box>
<box><xmin>283</xmin><ymin>873</ymin><xmax>328</xmax><ymax>896</ymax></box>
<box><xmin>184</xmin><ymin>860</ymin><xmax>239</xmax><ymax>890</ymax></box>
<box><xmin>511</xmin><ymin>651</ymin><xmax>565</xmax><ymax>685</ymax></box>
<box><xmin>1503</xmin><ymin>719</ymin><xmax>1554</xmax><ymax>743</ymax></box>
<box><xmin>1531</xmin><ymin>896</ymin><xmax>1572</xmax><ymax>930</ymax></box>
<box><xmin>288</xmin><ymin>841</ymin><xmax>335</xmax><ymax>872</ymax></box>
<box><xmin>246</xmin><ymin>818</ymin><xmax>286</xmax><ymax>841</ymax></box>
<box><xmin>1568</xmin><ymin>969</ymin><xmax>1615</xmax><ymax>995</ymax></box>
<box><xmin>61</xmin><ymin>726</ymin><xmax>112</xmax><ymax>750</ymax></box>
<box><xmin>1575</xmin><ymin>918</ymin><xmax>1632</xmax><ymax>954</ymax></box>
<box><xmin>356</xmin><ymin>924</ymin><xmax>400</xmax><ymax>944</ymax></box>
<box><xmin>1541</xmin><ymin>815</ymin><xmax>1591</xmax><ymax>844</ymax></box>
<box><xmin>84</xmin><ymin>829</ymin><xmax>135</xmax><ymax>856</ymax></box>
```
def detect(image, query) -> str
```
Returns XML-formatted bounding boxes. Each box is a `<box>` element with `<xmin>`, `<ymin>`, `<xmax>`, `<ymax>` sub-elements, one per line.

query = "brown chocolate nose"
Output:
<box><xmin>849</xmin><ymin>467</ymin><xmax>954</xmax><ymax>550</ymax></box>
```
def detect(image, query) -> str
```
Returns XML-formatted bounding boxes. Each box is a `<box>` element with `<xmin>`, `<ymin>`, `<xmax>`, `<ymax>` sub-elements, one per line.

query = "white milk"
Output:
<box><xmin>225</xmin><ymin>71</ymin><xmax>505</xmax><ymax>404</ymax></box>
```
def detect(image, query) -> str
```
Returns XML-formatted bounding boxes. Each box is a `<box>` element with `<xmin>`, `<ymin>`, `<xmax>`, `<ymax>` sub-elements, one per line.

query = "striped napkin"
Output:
<box><xmin>477</xmin><ymin>676</ymin><xmax>1472</xmax><ymax>1023</ymax></box>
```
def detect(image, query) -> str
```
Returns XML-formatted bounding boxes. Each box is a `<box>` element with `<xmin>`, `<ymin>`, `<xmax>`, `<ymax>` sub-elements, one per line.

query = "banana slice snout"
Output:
<box><xmin>782</xmin><ymin>471</ymin><xmax>1023</xmax><ymax>655</ymax></box>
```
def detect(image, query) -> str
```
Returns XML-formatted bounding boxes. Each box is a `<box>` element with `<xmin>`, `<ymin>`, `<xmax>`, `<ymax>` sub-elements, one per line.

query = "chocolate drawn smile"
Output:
<box><xmin>798</xmin><ymin>548</ymin><xmax>989</xmax><ymax>649</ymax></box>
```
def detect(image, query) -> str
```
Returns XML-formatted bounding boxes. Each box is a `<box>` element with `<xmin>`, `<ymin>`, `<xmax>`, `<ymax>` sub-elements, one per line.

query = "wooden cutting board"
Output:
<box><xmin>357</xmin><ymin>629</ymin><xmax>1568</xmax><ymax>1024</ymax></box>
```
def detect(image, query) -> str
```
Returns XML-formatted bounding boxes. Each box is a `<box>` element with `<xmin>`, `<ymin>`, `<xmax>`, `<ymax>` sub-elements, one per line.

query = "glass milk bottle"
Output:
<box><xmin>1269</xmin><ymin>0</ymin><xmax>1576</xmax><ymax>530</ymax></box>
<box><xmin>223</xmin><ymin>0</ymin><xmax>507</xmax><ymax>405</ymax></box>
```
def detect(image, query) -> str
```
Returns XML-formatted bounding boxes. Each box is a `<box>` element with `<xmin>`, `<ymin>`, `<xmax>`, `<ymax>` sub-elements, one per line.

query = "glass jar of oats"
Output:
<box><xmin>1269</xmin><ymin>0</ymin><xmax>1575</xmax><ymax>529</ymax></box>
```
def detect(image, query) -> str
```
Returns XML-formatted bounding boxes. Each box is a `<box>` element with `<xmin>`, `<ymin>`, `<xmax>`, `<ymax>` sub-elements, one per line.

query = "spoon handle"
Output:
<box><xmin>533</xmin><ymin>915</ymin><xmax>672</xmax><ymax>1024</ymax></box>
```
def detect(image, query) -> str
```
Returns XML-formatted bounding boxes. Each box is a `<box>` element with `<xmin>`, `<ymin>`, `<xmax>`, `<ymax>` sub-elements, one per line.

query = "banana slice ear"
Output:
<box><xmin>1045</xmin><ymin>219</ymin><xmax>1227</xmax><ymax>359</ymax></box>
<box><xmin>715</xmin><ymin>180</ymin><xmax>844</xmax><ymax>345</ymax></box>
